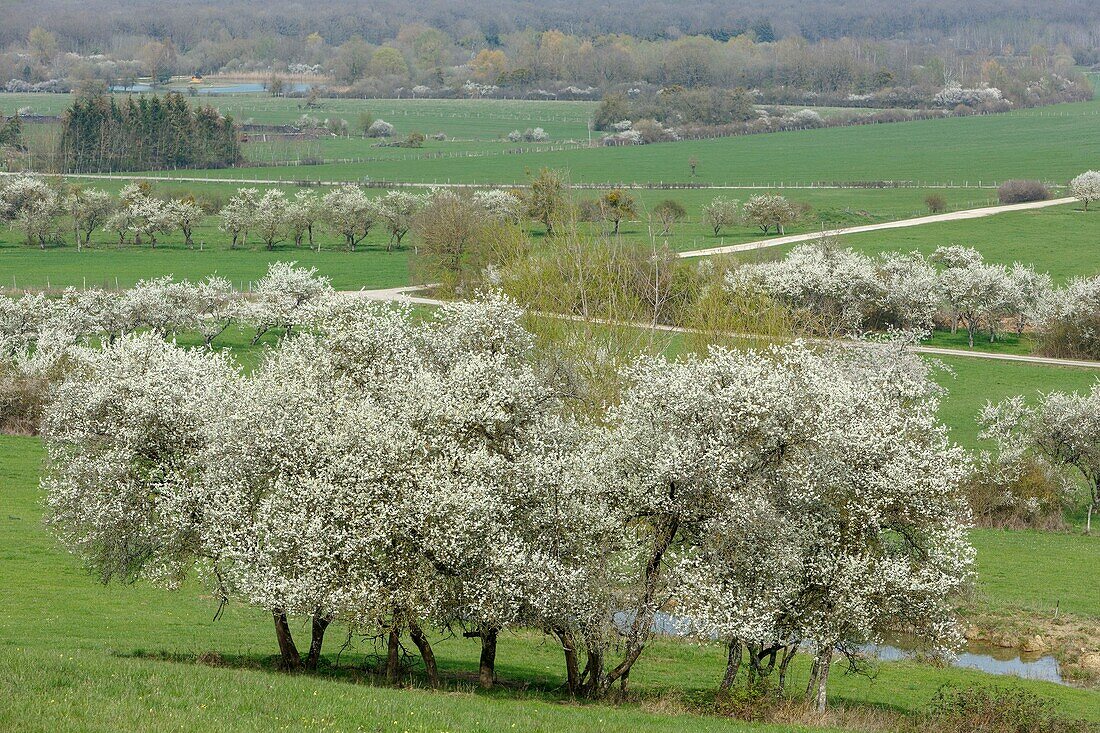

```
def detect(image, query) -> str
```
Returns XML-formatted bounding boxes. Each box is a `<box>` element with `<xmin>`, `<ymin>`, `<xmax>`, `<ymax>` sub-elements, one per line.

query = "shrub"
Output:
<box><xmin>997</xmin><ymin>179</ymin><xmax>1050</xmax><ymax>204</ymax></box>
<box><xmin>1035</xmin><ymin>275</ymin><xmax>1100</xmax><ymax>360</ymax></box>
<box><xmin>925</xmin><ymin>194</ymin><xmax>948</xmax><ymax>213</ymax></box>
<box><xmin>366</xmin><ymin>119</ymin><xmax>394</xmax><ymax>138</ymax></box>
<box><xmin>913</xmin><ymin>685</ymin><xmax>1091</xmax><ymax>733</ymax></box>
<box><xmin>963</xmin><ymin>454</ymin><xmax>1071</xmax><ymax>530</ymax></box>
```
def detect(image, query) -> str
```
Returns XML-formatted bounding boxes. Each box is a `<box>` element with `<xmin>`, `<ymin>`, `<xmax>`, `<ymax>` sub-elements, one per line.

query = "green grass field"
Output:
<box><xmin>931</xmin><ymin>356</ymin><xmax>1100</xmax><ymax>451</ymax></box>
<box><xmin>7</xmin><ymin>88</ymin><xmax>1098</xmax><ymax>188</ymax></box>
<box><xmin>2</xmin><ymin>433</ymin><xmax>1098</xmax><ymax>733</ymax></box>
<box><xmin>90</xmin><ymin>97</ymin><xmax>1099</xmax><ymax>186</ymax></box>
<box><xmin>837</xmin><ymin>203</ymin><xmax>1100</xmax><ymax>282</ymax></box>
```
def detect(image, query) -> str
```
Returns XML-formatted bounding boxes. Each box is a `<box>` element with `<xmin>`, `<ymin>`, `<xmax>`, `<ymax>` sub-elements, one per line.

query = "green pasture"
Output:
<box><xmin>836</xmin><ymin>203</ymin><xmax>1100</xmax><ymax>282</ymax></box>
<box><xmin>95</xmin><ymin>95</ymin><xmax>1100</xmax><ymax>186</ymax></box>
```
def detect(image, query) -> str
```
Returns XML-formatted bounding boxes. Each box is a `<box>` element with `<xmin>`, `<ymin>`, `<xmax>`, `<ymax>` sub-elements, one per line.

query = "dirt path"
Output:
<box><xmin>678</xmin><ymin>197</ymin><xmax>1077</xmax><ymax>258</ymax></box>
<box><xmin>345</xmin><ymin>286</ymin><xmax>1100</xmax><ymax>370</ymax></box>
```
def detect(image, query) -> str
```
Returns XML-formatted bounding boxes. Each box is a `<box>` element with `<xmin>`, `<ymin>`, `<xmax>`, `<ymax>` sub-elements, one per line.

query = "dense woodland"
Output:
<box><xmin>56</xmin><ymin>92</ymin><xmax>241</xmax><ymax>172</ymax></box>
<box><xmin>0</xmin><ymin>0</ymin><xmax>1095</xmax><ymax>107</ymax></box>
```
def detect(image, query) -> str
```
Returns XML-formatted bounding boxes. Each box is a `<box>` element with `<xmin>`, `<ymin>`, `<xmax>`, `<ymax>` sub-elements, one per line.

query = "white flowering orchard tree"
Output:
<box><xmin>119</xmin><ymin>276</ymin><xmax>200</xmax><ymax>336</ymax></box>
<box><xmin>401</xmin><ymin>294</ymin><xmax>575</xmax><ymax>688</ymax></box>
<box><xmin>1070</xmin><ymin>170</ymin><xmax>1100</xmax><ymax>211</ymax></box>
<box><xmin>1</xmin><ymin>173</ymin><xmax>62</xmax><ymax>248</ymax></box>
<box><xmin>194</xmin><ymin>276</ymin><xmax>242</xmax><ymax>346</ymax></box>
<box><xmin>981</xmin><ymin>386</ymin><xmax>1100</xmax><ymax>532</ymax></box>
<box><xmin>246</xmin><ymin>261</ymin><xmax>333</xmax><ymax>343</ymax></box>
<box><xmin>473</xmin><ymin>189</ymin><xmax>522</xmax><ymax>223</ymax></box>
<box><xmin>743</xmin><ymin>194</ymin><xmax>798</xmax><ymax>235</ymax></box>
<box><xmin>166</xmin><ymin>198</ymin><xmax>205</xmax><ymax>248</ymax></box>
<box><xmin>42</xmin><ymin>335</ymin><xmax>237</xmax><ymax>588</ymax></box>
<box><xmin>219</xmin><ymin>188</ymin><xmax>259</xmax><ymax>248</ymax></box>
<box><xmin>65</xmin><ymin>187</ymin><xmax>113</xmax><ymax>249</ymax></box>
<box><xmin>284</xmin><ymin>190</ymin><xmax>322</xmax><ymax>248</ymax></box>
<box><xmin>252</xmin><ymin>189</ymin><xmax>289</xmax><ymax>250</ymax></box>
<box><xmin>322</xmin><ymin>185</ymin><xmax>377</xmax><ymax>251</ymax></box>
<box><xmin>936</xmin><ymin>250</ymin><xmax>1016</xmax><ymax>346</ymax></box>
<box><xmin>590</xmin><ymin>341</ymin><xmax>972</xmax><ymax>706</ymax></box>
<box><xmin>199</xmin><ymin>320</ymin><xmax>428</xmax><ymax>672</ymax></box>
<box><xmin>701</xmin><ymin>196</ymin><xmax>739</xmax><ymax>236</ymax></box>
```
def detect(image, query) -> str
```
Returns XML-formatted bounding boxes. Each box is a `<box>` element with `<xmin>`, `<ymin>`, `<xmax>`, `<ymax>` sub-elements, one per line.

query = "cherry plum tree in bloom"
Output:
<box><xmin>592</xmin><ymin>340</ymin><xmax>973</xmax><ymax>707</ymax></box>
<box><xmin>42</xmin><ymin>335</ymin><xmax>238</xmax><ymax>587</ymax></box>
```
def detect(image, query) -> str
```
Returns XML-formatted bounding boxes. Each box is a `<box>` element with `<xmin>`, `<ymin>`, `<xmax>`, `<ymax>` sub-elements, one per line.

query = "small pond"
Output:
<box><xmin>109</xmin><ymin>82</ymin><xmax>314</xmax><ymax>95</ymax></box>
<box><xmin>617</xmin><ymin>611</ymin><xmax>1064</xmax><ymax>685</ymax></box>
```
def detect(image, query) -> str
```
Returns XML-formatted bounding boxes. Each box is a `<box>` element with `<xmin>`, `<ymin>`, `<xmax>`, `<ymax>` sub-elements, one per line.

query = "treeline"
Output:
<box><xmin>2</xmin><ymin>8</ymin><xmax>1093</xmax><ymax>109</ymax></box>
<box><xmin>5</xmin><ymin>0</ymin><xmax>1100</xmax><ymax>51</ymax></box>
<box><xmin>56</xmin><ymin>92</ymin><xmax>240</xmax><ymax>173</ymax></box>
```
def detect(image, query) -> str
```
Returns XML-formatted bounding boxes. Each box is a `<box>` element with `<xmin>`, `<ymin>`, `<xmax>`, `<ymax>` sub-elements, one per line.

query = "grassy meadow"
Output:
<box><xmin>2</xmin><ymin>433</ymin><xmax>1099</xmax><ymax>733</ymax></box>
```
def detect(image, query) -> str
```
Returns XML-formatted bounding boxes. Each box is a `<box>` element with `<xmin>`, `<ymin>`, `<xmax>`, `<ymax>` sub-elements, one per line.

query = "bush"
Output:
<box><xmin>997</xmin><ymin>179</ymin><xmax>1050</xmax><ymax>204</ymax></box>
<box><xmin>963</xmin><ymin>454</ymin><xmax>1071</xmax><ymax>530</ymax></box>
<box><xmin>366</xmin><ymin>119</ymin><xmax>394</xmax><ymax>138</ymax></box>
<box><xmin>925</xmin><ymin>194</ymin><xmax>948</xmax><ymax>213</ymax></box>
<box><xmin>912</xmin><ymin>685</ymin><xmax>1091</xmax><ymax>733</ymax></box>
<box><xmin>1035</xmin><ymin>275</ymin><xmax>1100</xmax><ymax>360</ymax></box>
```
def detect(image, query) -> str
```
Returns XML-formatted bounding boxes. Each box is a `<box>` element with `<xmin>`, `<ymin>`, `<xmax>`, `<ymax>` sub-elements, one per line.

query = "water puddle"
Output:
<box><xmin>864</xmin><ymin>636</ymin><xmax>1064</xmax><ymax>684</ymax></box>
<box><xmin>617</xmin><ymin>611</ymin><xmax>1064</xmax><ymax>684</ymax></box>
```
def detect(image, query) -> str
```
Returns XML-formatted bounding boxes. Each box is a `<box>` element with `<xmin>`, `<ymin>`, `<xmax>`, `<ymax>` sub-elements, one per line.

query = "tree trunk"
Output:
<box><xmin>719</xmin><ymin>640</ymin><xmax>742</xmax><ymax>695</ymax></box>
<box><xmin>386</xmin><ymin>628</ymin><xmax>401</xmax><ymax>683</ymax></box>
<box><xmin>273</xmin><ymin>609</ymin><xmax>301</xmax><ymax>670</ymax></box>
<box><xmin>479</xmin><ymin>627</ymin><xmax>498</xmax><ymax>689</ymax></box>
<box><xmin>601</xmin><ymin>515</ymin><xmax>679</xmax><ymax>694</ymax></box>
<box><xmin>814</xmin><ymin>647</ymin><xmax>833</xmax><ymax>712</ymax></box>
<box><xmin>409</xmin><ymin>625</ymin><xmax>439</xmax><ymax>687</ymax></box>
<box><xmin>776</xmin><ymin>643</ymin><xmax>798</xmax><ymax>697</ymax></box>
<box><xmin>303</xmin><ymin>612</ymin><xmax>329</xmax><ymax>671</ymax></box>
<box><xmin>554</xmin><ymin>627</ymin><xmax>580</xmax><ymax>695</ymax></box>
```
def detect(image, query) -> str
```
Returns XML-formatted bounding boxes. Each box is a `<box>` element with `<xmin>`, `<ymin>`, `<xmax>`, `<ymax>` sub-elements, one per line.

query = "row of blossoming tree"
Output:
<box><xmin>0</xmin><ymin>174</ymin><xmax>524</xmax><ymax>251</ymax></box>
<box><xmin>28</xmin><ymin>284</ymin><xmax>979</xmax><ymax>708</ymax></box>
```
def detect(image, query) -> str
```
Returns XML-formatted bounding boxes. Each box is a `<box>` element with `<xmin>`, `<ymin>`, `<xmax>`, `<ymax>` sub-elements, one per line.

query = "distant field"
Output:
<box><xmin>6</xmin><ymin>92</ymin><xmax>1098</xmax><ymax>187</ymax></box>
<box><xmin>0</xmin><ymin>94</ymin><xmax>597</xmax><ymax>141</ymax></box>
<box><xmin>1</xmin><ymin>184</ymin><xmax>1006</xmax><ymax>291</ymax></box>
<box><xmin>87</xmin><ymin>97</ymin><xmax>1100</xmax><ymax>186</ymax></box>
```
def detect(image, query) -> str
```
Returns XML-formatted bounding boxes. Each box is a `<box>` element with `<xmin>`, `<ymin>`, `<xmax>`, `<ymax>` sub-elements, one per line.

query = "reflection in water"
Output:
<box><xmin>864</xmin><ymin>639</ymin><xmax>1064</xmax><ymax>684</ymax></box>
<box><xmin>109</xmin><ymin>82</ymin><xmax>314</xmax><ymax>95</ymax></box>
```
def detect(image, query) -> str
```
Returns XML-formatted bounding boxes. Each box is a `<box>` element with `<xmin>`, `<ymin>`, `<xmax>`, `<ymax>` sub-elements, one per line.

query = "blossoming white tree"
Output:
<box><xmin>981</xmin><ymin>387</ymin><xmax>1100</xmax><ymax>532</ymax></box>
<box><xmin>1070</xmin><ymin>170</ymin><xmax>1100</xmax><ymax>211</ymax></box>
<box><xmin>321</xmin><ymin>184</ymin><xmax>377</xmax><ymax>251</ymax></box>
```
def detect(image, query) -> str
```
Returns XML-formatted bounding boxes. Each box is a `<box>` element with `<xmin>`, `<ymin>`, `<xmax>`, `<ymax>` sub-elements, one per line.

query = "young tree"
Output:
<box><xmin>597</xmin><ymin>189</ymin><xmax>637</xmax><ymax>235</ymax></box>
<box><xmin>321</xmin><ymin>185</ymin><xmax>377</xmax><ymax>251</ymax></box>
<box><xmin>743</xmin><ymin>194</ymin><xmax>799</xmax><ymax>235</ymax></box>
<box><xmin>701</xmin><ymin>197</ymin><xmax>738</xmax><ymax>236</ymax></box>
<box><xmin>1070</xmin><ymin>170</ymin><xmax>1100</xmax><ymax>211</ymax></box>
<box><xmin>525</xmin><ymin>168</ymin><xmax>567</xmax><ymax>236</ymax></box>
<box><xmin>652</xmin><ymin>199</ymin><xmax>686</xmax><ymax>235</ymax></box>
<box><xmin>982</xmin><ymin>387</ymin><xmax>1100</xmax><ymax>532</ymax></box>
